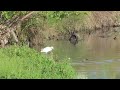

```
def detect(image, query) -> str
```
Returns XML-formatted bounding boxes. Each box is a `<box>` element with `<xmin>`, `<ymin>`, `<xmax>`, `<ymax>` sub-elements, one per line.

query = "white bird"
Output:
<box><xmin>41</xmin><ymin>46</ymin><xmax>54</xmax><ymax>54</ymax></box>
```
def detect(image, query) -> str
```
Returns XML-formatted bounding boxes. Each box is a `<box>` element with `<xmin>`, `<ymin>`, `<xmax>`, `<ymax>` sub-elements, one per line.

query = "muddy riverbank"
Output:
<box><xmin>1</xmin><ymin>11</ymin><xmax>120</xmax><ymax>50</ymax></box>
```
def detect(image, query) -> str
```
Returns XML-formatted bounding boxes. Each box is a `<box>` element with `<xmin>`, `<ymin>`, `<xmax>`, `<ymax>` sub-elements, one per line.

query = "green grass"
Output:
<box><xmin>0</xmin><ymin>45</ymin><xmax>76</xmax><ymax>79</ymax></box>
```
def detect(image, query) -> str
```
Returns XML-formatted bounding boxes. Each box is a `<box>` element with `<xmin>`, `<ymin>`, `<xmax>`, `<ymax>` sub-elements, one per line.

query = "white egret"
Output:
<box><xmin>41</xmin><ymin>46</ymin><xmax>54</xmax><ymax>54</ymax></box>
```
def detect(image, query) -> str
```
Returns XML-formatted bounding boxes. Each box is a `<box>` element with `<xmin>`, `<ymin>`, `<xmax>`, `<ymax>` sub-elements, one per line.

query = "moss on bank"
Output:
<box><xmin>21</xmin><ymin>11</ymin><xmax>120</xmax><ymax>38</ymax></box>
<box><xmin>0</xmin><ymin>45</ymin><xmax>76</xmax><ymax>79</ymax></box>
<box><xmin>1</xmin><ymin>11</ymin><xmax>120</xmax><ymax>51</ymax></box>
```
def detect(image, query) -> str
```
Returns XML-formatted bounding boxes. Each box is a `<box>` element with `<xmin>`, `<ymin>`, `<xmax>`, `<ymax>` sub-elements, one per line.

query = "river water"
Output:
<box><xmin>44</xmin><ymin>27</ymin><xmax>120</xmax><ymax>79</ymax></box>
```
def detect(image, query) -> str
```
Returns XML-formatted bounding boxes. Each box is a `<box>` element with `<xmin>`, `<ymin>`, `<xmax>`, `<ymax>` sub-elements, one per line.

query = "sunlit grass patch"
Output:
<box><xmin>0</xmin><ymin>45</ymin><xmax>76</xmax><ymax>79</ymax></box>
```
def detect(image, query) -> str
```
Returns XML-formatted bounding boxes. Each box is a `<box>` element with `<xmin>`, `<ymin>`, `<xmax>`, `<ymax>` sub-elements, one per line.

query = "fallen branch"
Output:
<box><xmin>0</xmin><ymin>24</ymin><xmax>18</xmax><ymax>43</ymax></box>
<box><xmin>20</xmin><ymin>11</ymin><xmax>37</xmax><ymax>22</ymax></box>
<box><xmin>0</xmin><ymin>11</ymin><xmax>39</xmax><ymax>46</ymax></box>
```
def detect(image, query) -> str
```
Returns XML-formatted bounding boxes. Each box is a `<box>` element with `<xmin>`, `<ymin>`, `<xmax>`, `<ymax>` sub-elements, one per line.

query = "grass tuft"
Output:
<box><xmin>0</xmin><ymin>45</ymin><xmax>76</xmax><ymax>79</ymax></box>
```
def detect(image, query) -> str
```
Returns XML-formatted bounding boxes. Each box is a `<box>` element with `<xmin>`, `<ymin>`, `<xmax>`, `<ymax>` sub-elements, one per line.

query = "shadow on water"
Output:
<box><xmin>44</xmin><ymin>27</ymin><xmax>120</xmax><ymax>79</ymax></box>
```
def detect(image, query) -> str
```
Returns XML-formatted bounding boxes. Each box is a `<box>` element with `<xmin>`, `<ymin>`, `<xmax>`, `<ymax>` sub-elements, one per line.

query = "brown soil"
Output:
<box><xmin>27</xmin><ymin>27</ymin><xmax>44</xmax><ymax>51</ymax></box>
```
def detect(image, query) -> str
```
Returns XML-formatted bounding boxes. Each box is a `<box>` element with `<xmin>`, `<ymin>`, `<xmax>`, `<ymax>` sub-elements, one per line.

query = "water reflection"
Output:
<box><xmin>45</xmin><ymin>27</ymin><xmax>120</xmax><ymax>79</ymax></box>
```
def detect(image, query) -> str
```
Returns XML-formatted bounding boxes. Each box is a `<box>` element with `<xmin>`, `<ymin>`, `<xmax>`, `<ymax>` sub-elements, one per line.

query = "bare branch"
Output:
<box><xmin>20</xmin><ymin>11</ymin><xmax>37</xmax><ymax>22</ymax></box>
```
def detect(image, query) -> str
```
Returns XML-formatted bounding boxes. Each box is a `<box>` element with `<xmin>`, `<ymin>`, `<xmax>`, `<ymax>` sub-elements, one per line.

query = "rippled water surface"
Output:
<box><xmin>44</xmin><ymin>27</ymin><xmax>120</xmax><ymax>79</ymax></box>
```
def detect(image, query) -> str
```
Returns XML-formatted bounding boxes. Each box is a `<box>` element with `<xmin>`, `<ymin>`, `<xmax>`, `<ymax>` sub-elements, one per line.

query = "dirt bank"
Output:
<box><xmin>9</xmin><ymin>11</ymin><xmax>120</xmax><ymax>50</ymax></box>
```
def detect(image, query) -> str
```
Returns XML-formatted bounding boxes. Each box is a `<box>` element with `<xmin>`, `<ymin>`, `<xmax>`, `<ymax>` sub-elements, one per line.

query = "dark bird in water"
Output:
<box><xmin>69</xmin><ymin>32</ymin><xmax>78</xmax><ymax>45</ymax></box>
<box><xmin>113</xmin><ymin>37</ymin><xmax>117</xmax><ymax>40</ymax></box>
